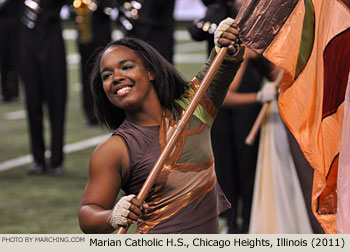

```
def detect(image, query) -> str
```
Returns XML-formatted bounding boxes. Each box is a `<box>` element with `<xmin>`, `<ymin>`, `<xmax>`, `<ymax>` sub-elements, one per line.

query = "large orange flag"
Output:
<box><xmin>236</xmin><ymin>0</ymin><xmax>350</xmax><ymax>233</ymax></box>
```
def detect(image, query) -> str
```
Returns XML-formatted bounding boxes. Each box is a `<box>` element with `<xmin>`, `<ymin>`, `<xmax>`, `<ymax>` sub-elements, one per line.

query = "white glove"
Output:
<box><xmin>108</xmin><ymin>194</ymin><xmax>135</xmax><ymax>229</ymax></box>
<box><xmin>214</xmin><ymin>17</ymin><xmax>240</xmax><ymax>56</ymax></box>
<box><xmin>256</xmin><ymin>81</ymin><xmax>277</xmax><ymax>103</ymax></box>
<box><xmin>214</xmin><ymin>17</ymin><xmax>236</xmax><ymax>47</ymax></box>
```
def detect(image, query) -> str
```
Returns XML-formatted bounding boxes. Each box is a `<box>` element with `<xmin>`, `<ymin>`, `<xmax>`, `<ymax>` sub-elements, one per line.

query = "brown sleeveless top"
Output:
<box><xmin>112</xmin><ymin>49</ymin><xmax>242</xmax><ymax>233</ymax></box>
<box><xmin>113</xmin><ymin>115</ymin><xmax>230</xmax><ymax>233</ymax></box>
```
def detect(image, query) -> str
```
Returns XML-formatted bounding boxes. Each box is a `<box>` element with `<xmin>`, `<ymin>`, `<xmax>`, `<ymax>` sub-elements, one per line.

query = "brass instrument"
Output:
<box><xmin>21</xmin><ymin>0</ymin><xmax>41</xmax><ymax>29</ymax></box>
<box><xmin>116</xmin><ymin>0</ymin><xmax>143</xmax><ymax>34</ymax></box>
<box><xmin>73</xmin><ymin>0</ymin><xmax>97</xmax><ymax>44</ymax></box>
<box><xmin>193</xmin><ymin>19</ymin><xmax>217</xmax><ymax>35</ymax></box>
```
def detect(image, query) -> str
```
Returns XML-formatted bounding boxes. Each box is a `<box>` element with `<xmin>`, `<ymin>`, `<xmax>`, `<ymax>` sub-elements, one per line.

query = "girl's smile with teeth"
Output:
<box><xmin>116</xmin><ymin>86</ymin><xmax>132</xmax><ymax>95</ymax></box>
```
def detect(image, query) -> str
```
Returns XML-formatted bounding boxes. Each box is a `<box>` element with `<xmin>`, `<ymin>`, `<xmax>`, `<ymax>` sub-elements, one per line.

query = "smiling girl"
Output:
<box><xmin>78</xmin><ymin>18</ymin><xmax>244</xmax><ymax>234</ymax></box>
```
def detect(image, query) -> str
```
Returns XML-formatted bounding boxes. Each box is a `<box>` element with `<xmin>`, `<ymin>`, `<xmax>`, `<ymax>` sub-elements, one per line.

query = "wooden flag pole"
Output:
<box><xmin>245</xmin><ymin>102</ymin><xmax>270</xmax><ymax>145</ymax></box>
<box><xmin>117</xmin><ymin>47</ymin><xmax>228</xmax><ymax>234</ymax></box>
<box><xmin>245</xmin><ymin>70</ymin><xmax>284</xmax><ymax>145</ymax></box>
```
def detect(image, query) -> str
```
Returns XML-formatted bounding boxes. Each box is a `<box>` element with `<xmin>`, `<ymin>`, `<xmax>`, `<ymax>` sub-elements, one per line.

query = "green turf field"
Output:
<box><xmin>0</xmin><ymin>22</ymin><xmax>207</xmax><ymax>234</ymax></box>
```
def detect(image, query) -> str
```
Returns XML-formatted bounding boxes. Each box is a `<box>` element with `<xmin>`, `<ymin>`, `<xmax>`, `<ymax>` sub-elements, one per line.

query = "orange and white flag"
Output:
<box><xmin>236</xmin><ymin>0</ymin><xmax>350</xmax><ymax>233</ymax></box>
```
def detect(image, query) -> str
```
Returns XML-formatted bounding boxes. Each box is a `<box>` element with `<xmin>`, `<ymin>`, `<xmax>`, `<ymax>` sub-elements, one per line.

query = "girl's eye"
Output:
<box><xmin>101</xmin><ymin>73</ymin><xmax>111</xmax><ymax>81</ymax></box>
<box><xmin>122</xmin><ymin>64</ymin><xmax>135</xmax><ymax>71</ymax></box>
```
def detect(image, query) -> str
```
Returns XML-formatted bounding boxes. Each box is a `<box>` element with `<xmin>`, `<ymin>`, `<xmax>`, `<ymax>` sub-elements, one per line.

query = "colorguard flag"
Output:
<box><xmin>249</xmin><ymin>100</ymin><xmax>312</xmax><ymax>234</ymax></box>
<box><xmin>236</xmin><ymin>0</ymin><xmax>350</xmax><ymax>233</ymax></box>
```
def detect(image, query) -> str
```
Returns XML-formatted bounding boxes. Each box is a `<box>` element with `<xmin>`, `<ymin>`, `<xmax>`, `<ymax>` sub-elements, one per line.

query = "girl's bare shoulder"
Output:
<box><xmin>89</xmin><ymin>135</ymin><xmax>129</xmax><ymax>172</ymax></box>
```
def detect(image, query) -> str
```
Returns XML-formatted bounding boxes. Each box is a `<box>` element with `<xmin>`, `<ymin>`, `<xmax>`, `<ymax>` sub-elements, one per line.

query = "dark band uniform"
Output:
<box><xmin>0</xmin><ymin>0</ymin><xmax>20</xmax><ymax>102</ymax></box>
<box><xmin>118</xmin><ymin>0</ymin><xmax>176</xmax><ymax>64</ymax></box>
<box><xmin>19</xmin><ymin>0</ymin><xmax>68</xmax><ymax>172</ymax></box>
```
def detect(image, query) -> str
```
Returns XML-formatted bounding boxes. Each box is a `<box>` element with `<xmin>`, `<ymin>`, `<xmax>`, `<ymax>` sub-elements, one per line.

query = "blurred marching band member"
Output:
<box><xmin>73</xmin><ymin>0</ymin><xmax>114</xmax><ymax>126</ymax></box>
<box><xmin>0</xmin><ymin>0</ymin><xmax>20</xmax><ymax>103</ymax></box>
<box><xmin>19</xmin><ymin>0</ymin><xmax>69</xmax><ymax>175</ymax></box>
<box><xmin>115</xmin><ymin>0</ymin><xmax>176</xmax><ymax>63</ymax></box>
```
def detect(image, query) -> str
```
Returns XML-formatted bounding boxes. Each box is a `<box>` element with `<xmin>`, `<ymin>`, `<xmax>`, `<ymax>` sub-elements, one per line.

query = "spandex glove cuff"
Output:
<box><xmin>108</xmin><ymin>194</ymin><xmax>136</xmax><ymax>229</ymax></box>
<box><xmin>214</xmin><ymin>17</ymin><xmax>241</xmax><ymax>58</ymax></box>
<box><xmin>214</xmin><ymin>17</ymin><xmax>235</xmax><ymax>47</ymax></box>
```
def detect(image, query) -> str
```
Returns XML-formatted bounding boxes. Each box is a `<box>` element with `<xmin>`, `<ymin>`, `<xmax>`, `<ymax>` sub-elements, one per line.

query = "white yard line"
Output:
<box><xmin>175</xmin><ymin>41</ymin><xmax>207</xmax><ymax>53</ymax></box>
<box><xmin>0</xmin><ymin>134</ymin><xmax>109</xmax><ymax>172</ymax></box>
<box><xmin>62</xmin><ymin>29</ymin><xmax>78</xmax><ymax>40</ymax></box>
<box><xmin>5</xmin><ymin>110</ymin><xmax>27</xmax><ymax>120</ymax></box>
<box><xmin>174</xmin><ymin>30</ymin><xmax>192</xmax><ymax>41</ymax></box>
<box><xmin>63</xmin><ymin>29</ymin><xmax>192</xmax><ymax>41</ymax></box>
<box><xmin>174</xmin><ymin>53</ymin><xmax>206</xmax><ymax>64</ymax></box>
<box><xmin>67</xmin><ymin>53</ymin><xmax>81</xmax><ymax>65</ymax></box>
<box><xmin>63</xmin><ymin>134</ymin><xmax>109</xmax><ymax>153</ymax></box>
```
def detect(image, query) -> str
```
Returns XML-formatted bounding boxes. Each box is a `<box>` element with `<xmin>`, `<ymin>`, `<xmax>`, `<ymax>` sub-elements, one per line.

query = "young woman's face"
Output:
<box><xmin>100</xmin><ymin>45</ymin><xmax>155</xmax><ymax>111</ymax></box>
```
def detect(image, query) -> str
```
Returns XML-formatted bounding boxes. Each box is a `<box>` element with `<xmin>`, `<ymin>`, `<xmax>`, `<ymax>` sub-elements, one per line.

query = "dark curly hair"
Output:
<box><xmin>90</xmin><ymin>37</ymin><xmax>188</xmax><ymax>130</ymax></box>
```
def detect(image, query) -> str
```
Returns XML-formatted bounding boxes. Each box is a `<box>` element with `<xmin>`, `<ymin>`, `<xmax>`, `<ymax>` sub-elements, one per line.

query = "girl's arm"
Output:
<box><xmin>78</xmin><ymin>136</ymin><xmax>146</xmax><ymax>233</ymax></box>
